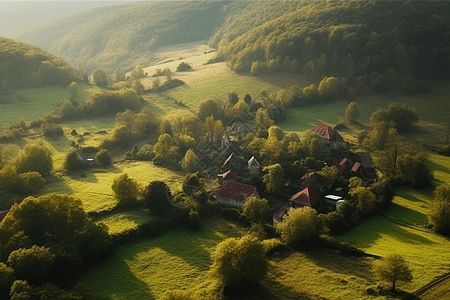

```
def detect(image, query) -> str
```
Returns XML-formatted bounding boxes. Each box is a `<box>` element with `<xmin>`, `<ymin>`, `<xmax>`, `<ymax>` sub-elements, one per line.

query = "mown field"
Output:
<box><xmin>338</xmin><ymin>153</ymin><xmax>450</xmax><ymax>293</ymax></box>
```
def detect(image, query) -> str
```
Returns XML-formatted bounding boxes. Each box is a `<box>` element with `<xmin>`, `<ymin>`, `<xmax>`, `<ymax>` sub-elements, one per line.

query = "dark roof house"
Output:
<box><xmin>212</xmin><ymin>181</ymin><xmax>259</xmax><ymax>208</ymax></box>
<box><xmin>313</xmin><ymin>124</ymin><xmax>344</xmax><ymax>149</ymax></box>
<box><xmin>289</xmin><ymin>186</ymin><xmax>321</xmax><ymax>208</ymax></box>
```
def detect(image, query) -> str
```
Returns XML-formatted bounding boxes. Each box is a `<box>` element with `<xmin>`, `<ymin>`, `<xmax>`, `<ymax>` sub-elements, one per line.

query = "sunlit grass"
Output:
<box><xmin>96</xmin><ymin>208</ymin><xmax>153</xmax><ymax>234</ymax></box>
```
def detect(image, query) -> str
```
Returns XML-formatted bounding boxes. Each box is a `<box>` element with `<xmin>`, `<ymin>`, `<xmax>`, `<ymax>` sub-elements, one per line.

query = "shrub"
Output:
<box><xmin>14</xmin><ymin>142</ymin><xmax>52</xmax><ymax>175</ymax></box>
<box><xmin>241</xmin><ymin>197</ymin><xmax>269</xmax><ymax>223</ymax></box>
<box><xmin>41</xmin><ymin>119</ymin><xmax>64</xmax><ymax>137</ymax></box>
<box><xmin>143</xmin><ymin>181</ymin><xmax>173</xmax><ymax>216</ymax></box>
<box><xmin>95</xmin><ymin>149</ymin><xmax>112</xmax><ymax>167</ymax></box>
<box><xmin>261</xmin><ymin>238</ymin><xmax>286</xmax><ymax>256</ymax></box>
<box><xmin>176</xmin><ymin>62</ymin><xmax>192</xmax><ymax>72</ymax></box>
<box><xmin>19</xmin><ymin>171</ymin><xmax>45</xmax><ymax>194</ymax></box>
<box><xmin>64</xmin><ymin>150</ymin><xmax>86</xmax><ymax>172</ymax></box>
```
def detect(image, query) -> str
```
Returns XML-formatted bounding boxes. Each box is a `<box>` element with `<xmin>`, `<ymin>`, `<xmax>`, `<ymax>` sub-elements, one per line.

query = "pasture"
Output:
<box><xmin>40</xmin><ymin>160</ymin><xmax>184</xmax><ymax>212</ymax></box>
<box><xmin>337</xmin><ymin>153</ymin><xmax>450</xmax><ymax>292</ymax></box>
<box><xmin>97</xmin><ymin>208</ymin><xmax>153</xmax><ymax>235</ymax></box>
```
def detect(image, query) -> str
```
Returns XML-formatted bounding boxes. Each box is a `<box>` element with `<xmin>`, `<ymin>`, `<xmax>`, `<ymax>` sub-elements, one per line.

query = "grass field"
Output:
<box><xmin>337</xmin><ymin>153</ymin><xmax>450</xmax><ymax>292</ymax></box>
<box><xmin>0</xmin><ymin>84</ymin><xmax>94</xmax><ymax>134</ymax></box>
<box><xmin>40</xmin><ymin>161</ymin><xmax>184</xmax><ymax>212</ymax></box>
<box><xmin>83</xmin><ymin>219</ymin><xmax>240</xmax><ymax>300</ymax></box>
<box><xmin>97</xmin><ymin>208</ymin><xmax>153</xmax><ymax>235</ymax></box>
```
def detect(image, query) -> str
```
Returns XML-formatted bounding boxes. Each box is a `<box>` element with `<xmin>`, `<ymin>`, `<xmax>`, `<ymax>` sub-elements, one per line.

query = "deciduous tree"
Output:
<box><xmin>345</xmin><ymin>102</ymin><xmax>360</xmax><ymax>123</ymax></box>
<box><xmin>14</xmin><ymin>142</ymin><xmax>53</xmax><ymax>175</ymax></box>
<box><xmin>241</xmin><ymin>197</ymin><xmax>269</xmax><ymax>223</ymax></box>
<box><xmin>262</xmin><ymin>163</ymin><xmax>283</xmax><ymax>193</ymax></box>
<box><xmin>112</xmin><ymin>174</ymin><xmax>141</xmax><ymax>207</ymax></box>
<box><xmin>91</xmin><ymin>69</ymin><xmax>109</xmax><ymax>87</ymax></box>
<box><xmin>373</xmin><ymin>254</ymin><xmax>412</xmax><ymax>291</ymax></box>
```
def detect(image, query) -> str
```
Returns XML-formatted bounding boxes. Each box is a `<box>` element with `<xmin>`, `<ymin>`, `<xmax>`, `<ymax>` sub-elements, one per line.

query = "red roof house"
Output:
<box><xmin>289</xmin><ymin>186</ymin><xmax>321</xmax><ymax>208</ymax></box>
<box><xmin>212</xmin><ymin>181</ymin><xmax>259</xmax><ymax>208</ymax></box>
<box><xmin>313</xmin><ymin>124</ymin><xmax>344</xmax><ymax>149</ymax></box>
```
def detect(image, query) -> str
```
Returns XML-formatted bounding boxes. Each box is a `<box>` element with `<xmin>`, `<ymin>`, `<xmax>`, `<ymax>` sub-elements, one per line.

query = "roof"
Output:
<box><xmin>0</xmin><ymin>210</ymin><xmax>9</xmax><ymax>222</ymax></box>
<box><xmin>351</xmin><ymin>162</ymin><xmax>361</xmax><ymax>172</ymax></box>
<box><xmin>331</xmin><ymin>160</ymin><xmax>347</xmax><ymax>174</ymax></box>
<box><xmin>313</xmin><ymin>124</ymin><xmax>344</xmax><ymax>143</ymax></box>
<box><xmin>360</xmin><ymin>152</ymin><xmax>374</xmax><ymax>169</ymax></box>
<box><xmin>300</xmin><ymin>171</ymin><xmax>331</xmax><ymax>188</ymax></box>
<box><xmin>289</xmin><ymin>186</ymin><xmax>321</xmax><ymax>208</ymax></box>
<box><xmin>213</xmin><ymin>181</ymin><xmax>258</xmax><ymax>202</ymax></box>
<box><xmin>273</xmin><ymin>205</ymin><xmax>290</xmax><ymax>220</ymax></box>
<box><xmin>217</xmin><ymin>170</ymin><xmax>237</xmax><ymax>182</ymax></box>
<box><xmin>193</xmin><ymin>149</ymin><xmax>203</xmax><ymax>159</ymax></box>
<box><xmin>248</xmin><ymin>156</ymin><xmax>260</xmax><ymax>168</ymax></box>
<box><xmin>221</xmin><ymin>153</ymin><xmax>244</xmax><ymax>170</ymax></box>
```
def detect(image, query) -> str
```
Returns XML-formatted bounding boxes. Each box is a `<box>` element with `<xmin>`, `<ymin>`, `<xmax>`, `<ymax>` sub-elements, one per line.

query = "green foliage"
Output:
<box><xmin>348</xmin><ymin>177</ymin><xmax>363</xmax><ymax>190</ymax></box>
<box><xmin>430</xmin><ymin>185</ymin><xmax>450</xmax><ymax>236</ymax></box>
<box><xmin>91</xmin><ymin>69</ymin><xmax>109</xmax><ymax>87</ymax></box>
<box><xmin>303</xmin><ymin>131</ymin><xmax>323</xmax><ymax>159</ymax></box>
<box><xmin>318</xmin><ymin>76</ymin><xmax>340</xmax><ymax>99</ymax></box>
<box><xmin>212</xmin><ymin>1</ymin><xmax>450</xmax><ymax>94</ymax></box>
<box><xmin>40</xmin><ymin>118</ymin><xmax>64</xmax><ymax>137</ymax></box>
<box><xmin>153</xmin><ymin>134</ymin><xmax>179</xmax><ymax>166</ymax></box>
<box><xmin>373</xmin><ymin>253</ymin><xmax>412</xmax><ymax>291</ymax></box>
<box><xmin>80</xmin><ymin>88</ymin><xmax>143</xmax><ymax>117</ymax></box>
<box><xmin>64</xmin><ymin>150</ymin><xmax>86</xmax><ymax>172</ymax></box>
<box><xmin>241</xmin><ymin>197</ymin><xmax>269</xmax><ymax>224</ymax></box>
<box><xmin>0</xmin><ymin>37</ymin><xmax>79</xmax><ymax>90</ymax></box>
<box><xmin>7</xmin><ymin>245</ymin><xmax>54</xmax><ymax>286</ymax></box>
<box><xmin>228</xmin><ymin>92</ymin><xmax>238</xmax><ymax>106</ymax></box>
<box><xmin>0</xmin><ymin>262</ymin><xmax>15</xmax><ymax>300</ymax></box>
<box><xmin>14</xmin><ymin>142</ymin><xmax>52</xmax><ymax>175</ymax></box>
<box><xmin>143</xmin><ymin>181</ymin><xmax>173</xmax><ymax>216</ymax></box>
<box><xmin>112</xmin><ymin>174</ymin><xmax>141</xmax><ymax>208</ymax></box>
<box><xmin>262</xmin><ymin>163</ymin><xmax>283</xmax><ymax>194</ymax></box>
<box><xmin>198</xmin><ymin>99</ymin><xmax>220</xmax><ymax>120</ymax></box>
<box><xmin>0</xmin><ymin>194</ymin><xmax>111</xmax><ymax>264</ymax></box>
<box><xmin>95</xmin><ymin>149</ymin><xmax>112</xmax><ymax>167</ymax></box>
<box><xmin>18</xmin><ymin>172</ymin><xmax>45</xmax><ymax>195</ymax></box>
<box><xmin>182</xmin><ymin>172</ymin><xmax>204</xmax><ymax>197</ymax></box>
<box><xmin>345</xmin><ymin>102</ymin><xmax>360</xmax><ymax>123</ymax></box>
<box><xmin>176</xmin><ymin>62</ymin><xmax>192</xmax><ymax>72</ymax></box>
<box><xmin>318</xmin><ymin>166</ymin><xmax>339</xmax><ymax>184</ymax></box>
<box><xmin>275</xmin><ymin>207</ymin><xmax>325</xmax><ymax>248</ymax></box>
<box><xmin>348</xmin><ymin>187</ymin><xmax>378</xmax><ymax>220</ymax></box>
<box><xmin>9</xmin><ymin>280</ymin><xmax>31</xmax><ymax>300</ymax></box>
<box><xmin>209</xmin><ymin>235</ymin><xmax>268</xmax><ymax>287</ymax></box>
<box><xmin>369</xmin><ymin>102</ymin><xmax>419</xmax><ymax>134</ymax></box>
<box><xmin>181</xmin><ymin>149</ymin><xmax>199</xmax><ymax>173</ymax></box>
<box><xmin>130</xmin><ymin>64</ymin><xmax>145</xmax><ymax>79</ymax></box>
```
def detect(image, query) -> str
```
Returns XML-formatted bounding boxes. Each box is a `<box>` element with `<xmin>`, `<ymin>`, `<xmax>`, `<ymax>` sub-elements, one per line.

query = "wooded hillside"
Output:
<box><xmin>41</xmin><ymin>1</ymin><xmax>246</xmax><ymax>73</ymax></box>
<box><xmin>0</xmin><ymin>37</ymin><xmax>81</xmax><ymax>91</ymax></box>
<box><xmin>212</xmin><ymin>1</ymin><xmax>450</xmax><ymax>93</ymax></box>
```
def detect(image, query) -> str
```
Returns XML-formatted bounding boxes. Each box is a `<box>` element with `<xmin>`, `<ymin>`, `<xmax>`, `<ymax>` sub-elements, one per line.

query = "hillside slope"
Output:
<box><xmin>0</xmin><ymin>37</ymin><xmax>82</xmax><ymax>91</ymax></box>
<box><xmin>16</xmin><ymin>3</ymin><xmax>130</xmax><ymax>50</ymax></box>
<box><xmin>212</xmin><ymin>1</ymin><xmax>450</xmax><ymax>93</ymax></box>
<box><xmin>43</xmin><ymin>1</ymin><xmax>246</xmax><ymax>73</ymax></box>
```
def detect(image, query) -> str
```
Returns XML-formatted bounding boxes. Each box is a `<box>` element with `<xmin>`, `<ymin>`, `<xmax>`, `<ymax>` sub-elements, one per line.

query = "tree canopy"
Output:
<box><xmin>373</xmin><ymin>254</ymin><xmax>412</xmax><ymax>291</ymax></box>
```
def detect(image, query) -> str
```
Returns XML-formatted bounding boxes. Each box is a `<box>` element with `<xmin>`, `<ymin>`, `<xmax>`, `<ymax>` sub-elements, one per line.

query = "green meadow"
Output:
<box><xmin>337</xmin><ymin>153</ymin><xmax>450</xmax><ymax>292</ymax></box>
<box><xmin>40</xmin><ymin>161</ymin><xmax>183</xmax><ymax>212</ymax></box>
<box><xmin>97</xmin><ymin>208</ymin><xmax>153</xmax><ymax>235</ymax></box>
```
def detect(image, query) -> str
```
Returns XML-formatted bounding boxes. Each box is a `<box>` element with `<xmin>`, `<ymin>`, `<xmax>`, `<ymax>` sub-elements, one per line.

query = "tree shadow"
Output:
<box><xmin>386</xmin><ymin>203</ymin><xmax>429</xmax><ymax>226</ymax></box>
<box><xmin>67</xmin><ymin>170</ymin><xmax>98</xmax><ymax>183</ymax></box>
<box><xmin>38</xmin><ymin>174</ymin><xmax>74</xmax><ymax>196</ymax></box>
<box><xmin>226</xmin><ymin>279</ymin><xmax>313</xmax><ymax>300</ymax></box>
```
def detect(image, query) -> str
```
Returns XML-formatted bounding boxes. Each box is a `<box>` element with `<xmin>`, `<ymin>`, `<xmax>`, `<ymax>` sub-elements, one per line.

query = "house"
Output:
<box><xmin>221</xmin><ymin>153</ymin><xmax>245</xmax><ymax>173</ymax></box>
<box><xmin>273</xmin><ymin>205</ymin><xmax>290</xmax><ymax>223</ymax></box>
<box><xmin>313</xmin><ymin>124</ymin><xmax>344</xmax><ymax>149</ymax></box>
<box><xmin>298</xmin><ymin>171</ymin><xmax>331</xmax><ymax>193</ymax></box>
<box><xmin>0</xmin><ymin>210</ymin><xmax>9</xmax><ymax>222</ymax></box>
<box><xmin>248</xmin><ymin>156</ymin><xmax>260</xmax><ymax>175</ymax></box>
<box><xmin>212</xmin><ymin>181</ymin><xmax>259</xmax><ymax>208</ymax></box>
<box><xmin>289</xmin><ymin>186</ymin><xmax>321</xmax><ymax>208</ymax></box>
<box><xmin>217</xmin><ymin>170</ymin><xmax>237</xmax><ymax>185</ymax></box>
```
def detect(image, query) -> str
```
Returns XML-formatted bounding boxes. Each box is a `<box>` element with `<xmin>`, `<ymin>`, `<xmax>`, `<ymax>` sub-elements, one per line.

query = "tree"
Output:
<box><xmin>132</xmin><ymin>79</ymin><xmax>145</xmax><ymax>95</ymax></box>
<box><xmin>198</xmin><ymin>99</ymin><xmax>220</xmax><ymax>120</ymax></box>
<box><xmin>209</xmin><ymin>235</ymin><xmax>267</xmax><ymax>287</ymax></box>
<box><xmin>153</xmin><ymin>133</ymin><xmax>178</xmax><ymax>165</ymax></box>
<box><xmin>430</xmin><ymin>185</ymin><xmax>450</xmax><ymax>235</ymax></box>
<box><xmin>262</xmin><ymin>163</ymin><xmax>283</xmax><ymax>193</ymax></box>
<box><xmin>0</xmin><ymin>262</ymin><xmax>15</xmax><ymax>300</ymax></box>
<box><xmin>228</xmin><ymin>92</ymin><xmax>239</xmax><ymax>106</ymax></box>
<box><xmin>373</xmin><ymin>254</ymin><xmax>412</xmax><ymax>291</ymax></box>
<box><xmin>182</xmin><ymin>172</ymin><xmax>204</xmax><ymax>197</ymax></box>
<box><xmin>241</xmin><ymin>197</ymin><xmax>269</xmax><ymax>223</ymax></box>
<box><xmin>348</xmin><ymin>176</ymin><xmax>363</xmax><ymax>190</ymax></box>
<box><xmin>303</xmin><ymin>131</ymin><xmax>323</xmax><ymax>158</ymax></box>
<box><xmin>130</xmin><ymin>64</ymin><xmax>145</xmax><ymax>79</ymax></box>
<box><xmin>275</xmin><ymin>207</ymin><xmax>324</xmax><ymax>248</ymax></box>
<box><xmin>143</xmin><ymin>181</ymin><xmax>173</xmax><ymax>215</ymax></box>
<box><xmin>14</xmin><ymin>142</ymin><xmax>52</xmax><ymax>175</ymax></box>
<box><xmin>349</xmin><ymin>187</ymin><xmax>378</xmax><ymax>219</ymax></box>
<box><xmin>91</xmin><ymin>69</ymin><xmax>109</xmax><ymax>87</ymax></box>
<box><xmin>112</xmin><ymin>174</ymin><xmax>141</xmax><ymax>207</ymax></box>
<box><xmin>7</xmin><ymin>245</ymin><xmax>54</xmax><ymax>286</ymax></box>
<box><xmin>176</xmin><ymin>62</ymin><xmax>192</xmax><ymax>72</ymax></box>
<box><xmin>9</xmin><ymin>280</ymin><xmax>31</xmax><ymax>300</ymax></box>
<box><xmin>64</xmin><ymin>150</ymin><xmax>85</xmax><ymax>172</ymax></box>
<box><xmin>318</xmin><ymin>165</ymin><xmax>339</xmax><ymax>183</ymax></box>
<box><xmin>318</xmin><ymin>76</ymin><xmax>339</xmax><ymax>99</ymax></box>
<box><xmin>0</xmin><ymin>194</ymin><xmax>110</xmax><ymax>264</ymax></box>
<box><xmin>244</xmin><ymin>93</ymin><xmax>252</xmax><ymax>104</ymax></box>
<box><xmin>345</xmin><ymin>102</ymin><xmax>360</xmax><ymax>123</ymax></box>
<box><xmin>112</xmin><ymin>69</ymin><xmax>126</xmax><ymax>83</ymax></box>
<box><xmin>95</xmin><ymin>149</ymin><xmax>112</xmax><ymax>167</ymax></box>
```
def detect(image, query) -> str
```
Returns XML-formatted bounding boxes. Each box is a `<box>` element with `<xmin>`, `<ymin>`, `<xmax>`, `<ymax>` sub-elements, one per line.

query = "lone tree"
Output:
<box><xmin>228</xmin><ymin>92</ymin><xmax>239</xmax><ymax>106</ymax></box>
<box><xmin>209</xmin><ymin>235</ymin><xmax>268</xmax><ymax>288</ymax></box>
<box><xmin>143</xmin><ymin>181</ymin><xmax>173</xmax><ymax>216</ymax></box>
<box><xmin>14</xmin><ymin>142</ymin><xmax>53</xmax><ymax>175</ymax></box>
<box><xmin>345</xmin><ymin>102</ymin><xmax>360</xmax><ymax>123</ymax></box>
<box><xmin>373</xmin><ymin>253</ymin><xmax>412</xmax><ymax>291</ymax></box>
<box><xmin>112</xmin><ymin>174</ymin><xmax>141</xmax><ymax>207</ymax></box>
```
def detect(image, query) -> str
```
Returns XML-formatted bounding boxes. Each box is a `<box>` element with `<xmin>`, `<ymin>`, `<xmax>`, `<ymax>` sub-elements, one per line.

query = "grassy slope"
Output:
<box><xmin>40</xmin><ymin>161</ymin><xmax>183</xmax><ymax>213</ymax></box>
<box><xmin>97</xmin><ymin>208</ymin><xmax>153</xmax><ymax>235</ymax></box>
<box><xmin>83</xmin><ymin>220</ymin><xmax>238</xmax><ymax>300</ymax></box>
<box><xmin>338</xmin><ymin>153</ymin><xmax>450</xmax><ymax>292</ymax></box>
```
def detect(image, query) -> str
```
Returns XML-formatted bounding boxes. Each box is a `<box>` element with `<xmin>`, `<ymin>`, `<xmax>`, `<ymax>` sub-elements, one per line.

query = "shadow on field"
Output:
<box><xmin>429</xmin><ymin>159</ymin><xmax>450</xmax><ymax>182</ymax></box>
<box><xmin>68</xmin><ymin>171</ymin><xmax>98</xmax><ymax>183</ymax></box>
<box><xmin>45</xmin><ymin>134</ymin><xmax>71</xmax><ymax>152</ymax></box>
<box><xmin>231</xmin><ymin>279</ymin><xmax>313</xmax><ymax>300</ymax></box>
<box><xmin>387</xmin><ymin>203</ymin><xmax>429</xmax><ymax>226</ymax></box>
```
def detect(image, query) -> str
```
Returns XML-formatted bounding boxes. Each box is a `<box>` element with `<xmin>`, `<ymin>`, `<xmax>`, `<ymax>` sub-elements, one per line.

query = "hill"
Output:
<box><xmin>16</xmin><ymin>3</ymin><xmax>131</xmax><ymax>50</ymax></box>
<box><xmin>0</xmin><ymin>37</ymin><xmax>82</xmax><ymax>91</ymax></box>
<box><xmin>39</xmin><ymin>1</ymin><xmax>246</xmax><ymax>73</ymax></box>
<box><xmin>211</xmin><ymin>1</ymin><xmax>450</xmax><ymax>93</ymax></box>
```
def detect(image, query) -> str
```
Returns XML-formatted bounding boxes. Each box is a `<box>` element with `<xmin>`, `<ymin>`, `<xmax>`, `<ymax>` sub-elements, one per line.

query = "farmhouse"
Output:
<box><xmin>221</xmin><ymin>153</ymin><xmax>245</xmax><ymax>173</ymax></box>
<box><xmin>313</xmin><ymin>124</ymin><xmax>344</xmax><ymax>149</ymax></box>
<box><xmin>217</xmin><ymin>170</ymin><xmax>237</xmax><ymax>185</ymax></box>
<box><xmin>289</xmin><ymin>186</ymin><xmax>321</xmax><ymax>208</ymax></box>
<box><xmin>212</xmin><ymin>181</ymin><xmax>259</xmax><ymax>208</ymax></box>
<box><xmin>273</xmin><ymin>204</ymin><xmax>290</xmax><ymax>223</ymax></box>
